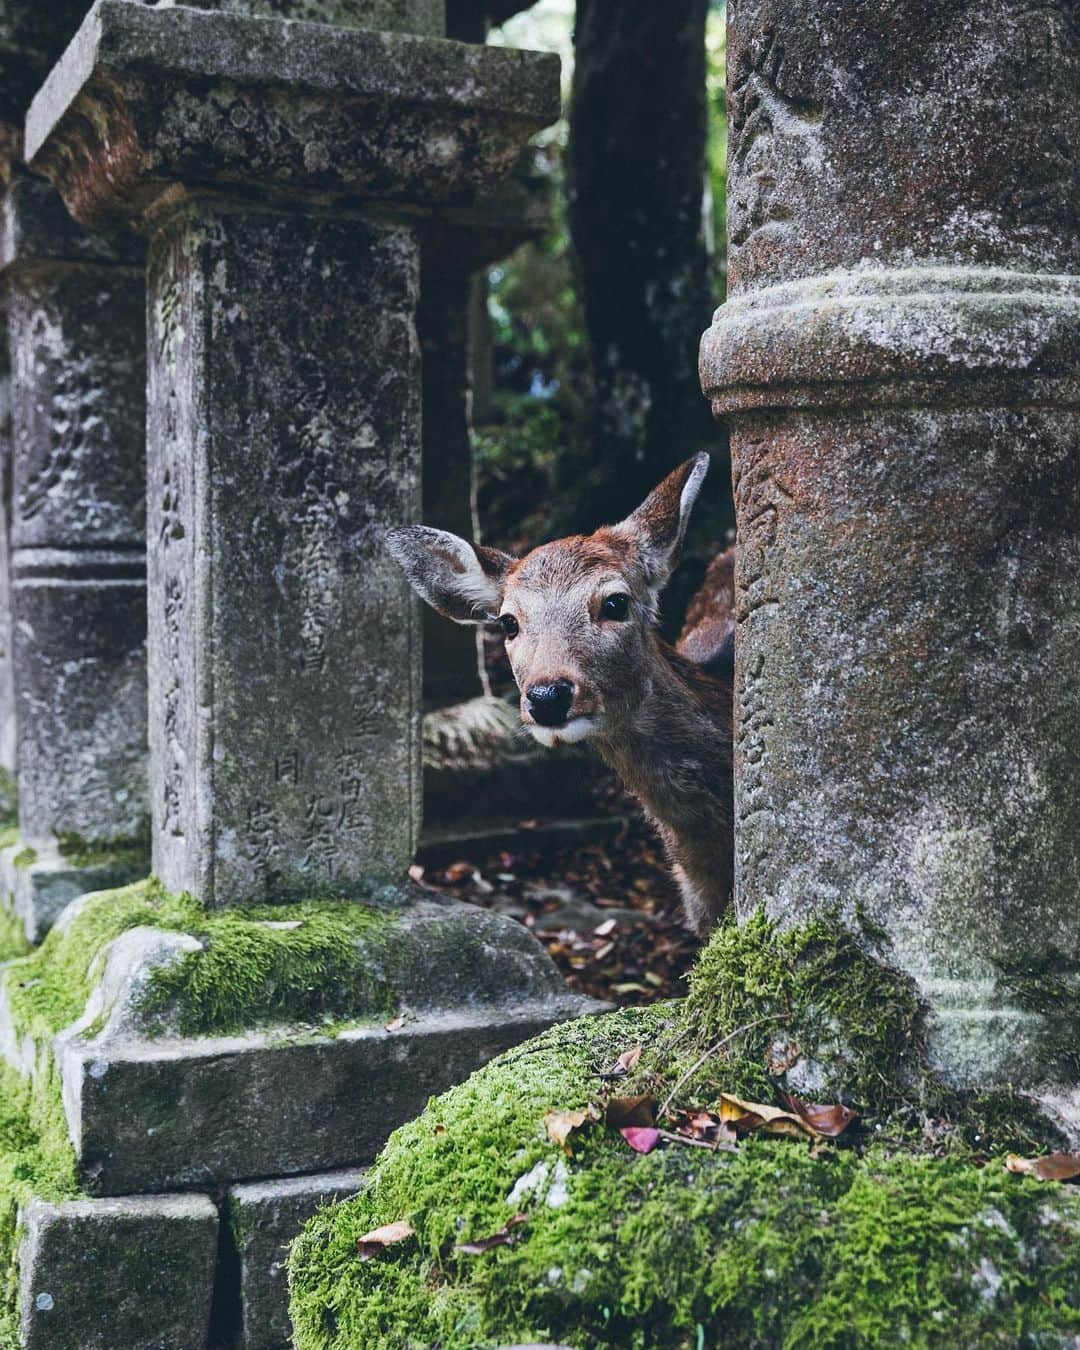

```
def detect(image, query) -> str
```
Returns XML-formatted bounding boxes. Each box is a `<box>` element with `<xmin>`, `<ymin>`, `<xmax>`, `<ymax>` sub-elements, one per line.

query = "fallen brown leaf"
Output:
<box><xmin>545</xmin><ymin>1106</ymin><xmax>597</xmax><ymax>1155</ymax></box>
<box><xmin>1005</xmin><ymin>1152</ymin><xmax>1080</xmax><ymax>1182</ymax></box>
<box><xmin>670</xmin><ymin>1107</ymin><xmax>738</xmax><ymax>1148</ymax></box>
<box><xmin>718</xmin><ymin>1093</ymin><xmax>818</xmax><ymax>1141</ymax></box>
<box><xmin>780</xmin><ymin>1092</ymin><xmax>858</xmax><ymax>1138</ymax></box>
<box><xmin>605</xmin><ymin>1094</ymin><xmax>657</xmax><ymax>1130</ymax></box>
<box><xmin>596</xmin><ymin>1045</ymin><xmax>643</xmax><ymax>1081</ymax></box>
<box><xmin>456</xmin><ymin>1213</ymin><xmax>527</xmax><ymax>1255</ymax></box>
<box><xmin>356</xmin><ymin>1220</ymin><xmax>414</xmax><ymax>1260</ymax></box>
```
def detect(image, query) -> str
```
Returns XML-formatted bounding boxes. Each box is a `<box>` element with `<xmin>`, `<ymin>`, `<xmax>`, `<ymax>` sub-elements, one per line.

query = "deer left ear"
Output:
<box><xmin>613</xmin><ymin>452</ymin><xmax>710</xmax><ymax>588</ymax></box>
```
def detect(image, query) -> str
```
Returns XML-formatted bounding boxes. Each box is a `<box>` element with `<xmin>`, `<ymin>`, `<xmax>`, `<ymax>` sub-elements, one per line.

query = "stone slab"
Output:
<box><xmin>17</xmin><ymin>1192</ymin><xmax>218</xmax><ymax>1350</ymax></box>
<box><xmin>1</xmin><ymin>842</ymin><xmax>149</xmax><ymax>944</ymax></box>
<box><xmin>26</xmin><ymin>2</ymin><xmax>561</xmax><ymax>232</ymax></box>
<box><xmin>59</xmin><ymin>998</ymin><xmax>599</xmax><ymax>1197</ymax></box>
<box><xmin>228</xmin><ymin>1168</ymin><xmax>368</xmax><ymax>1350</ymax></box>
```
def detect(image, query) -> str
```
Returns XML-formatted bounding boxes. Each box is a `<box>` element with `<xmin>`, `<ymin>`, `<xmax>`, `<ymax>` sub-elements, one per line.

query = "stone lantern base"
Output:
<box><xmin>1</xmin><ymin>881</ymin><xmax>602</xmax><ymax>1345</ymax></box>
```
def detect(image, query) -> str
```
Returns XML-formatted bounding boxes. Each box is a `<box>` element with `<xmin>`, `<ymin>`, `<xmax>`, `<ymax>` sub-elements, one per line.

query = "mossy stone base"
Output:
<box><xmin>289</xmin><ymin>915</ymin><xmax>1080</xmax><ymax>1348</ymax></box>
<box><xmin>1</xmin><ymin>879</ymin><xmax>601</xmax><ymax>1196</ymax></box>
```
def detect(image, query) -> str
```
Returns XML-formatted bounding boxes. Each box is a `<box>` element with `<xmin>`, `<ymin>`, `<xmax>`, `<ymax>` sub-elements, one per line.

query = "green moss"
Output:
<box><xmin>2</xmin><ymin>878</ymin><xmax>397</xmax><ymax>1042</ymax></box>
<box><xmin>10</xmin><ymin>848</ymin><xmax>35</xmax><ymax>872</ymax></box>
<box><xmin>0</xmin><ymin>908</ymin><xmax>29</xmax><ymax>966</ymax></box>
<box><xmin>0</xmin><ymin>827</ymin><xmax>16</xmax><ymax>855</ymax></box>
<box><xmin>0</xmin><ymin>1059</ymin><xmax>79</xmax><ymax>1348</ymax></box>
<box><xmin>289</xmin><ymin>913</ymin><xmax>1080</xmax><ymax>1348</ymax></box>
<box><xmin>54</xmin><ymin>826</ymin><xmax>150</xmax><ymax>874</ymax></box>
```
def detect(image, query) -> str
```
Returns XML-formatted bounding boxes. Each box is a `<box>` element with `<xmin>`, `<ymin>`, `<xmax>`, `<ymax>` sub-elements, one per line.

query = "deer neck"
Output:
<box><xmin>595</xmin><ymin>637</ymin><xmax>732</xmax><ymax>837</ymax></box>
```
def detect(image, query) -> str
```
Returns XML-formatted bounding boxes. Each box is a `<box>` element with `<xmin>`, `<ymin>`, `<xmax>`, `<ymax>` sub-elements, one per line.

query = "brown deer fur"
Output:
<box><xmin>387</xmin><ymin>454</ymin><xmax>734</xmax><ymax>935</ymax></box>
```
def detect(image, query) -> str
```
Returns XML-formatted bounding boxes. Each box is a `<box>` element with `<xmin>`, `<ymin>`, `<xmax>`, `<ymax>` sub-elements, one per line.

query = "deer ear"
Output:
<box><xmin>386</xmin><ymin>526</ymin><xmax>512</xmax><ymax>625</ymax></box>
<box><xmin>613</xmin><ymin>453</ymin><xmax>710</xmax><ymax>587</ymax></box>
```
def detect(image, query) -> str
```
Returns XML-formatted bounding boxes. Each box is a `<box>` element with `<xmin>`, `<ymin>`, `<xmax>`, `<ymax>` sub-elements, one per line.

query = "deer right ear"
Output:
<box><xmin>385</xmin><ymin>526</ymin><xmax>512</xmax><ymax>625</ymax></box>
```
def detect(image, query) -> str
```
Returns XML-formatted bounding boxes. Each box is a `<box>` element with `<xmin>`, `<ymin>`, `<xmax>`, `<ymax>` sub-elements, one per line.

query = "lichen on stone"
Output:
<box><xmin>287</xmin><ymin>911</ymin><xmax>1080</xmax><ymax>1348</ymax></box>
<box><xmin>54</xmin><ymin>826</ymin><xmax>151</xmax><ymax>875</ymax></box>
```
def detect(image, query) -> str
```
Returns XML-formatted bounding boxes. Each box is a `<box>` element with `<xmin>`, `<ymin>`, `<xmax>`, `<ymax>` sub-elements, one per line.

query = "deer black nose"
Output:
<box><xmin>527</xmin><ymin>680</ymin><xmax>574</xmax><ymax>727</ymax></box>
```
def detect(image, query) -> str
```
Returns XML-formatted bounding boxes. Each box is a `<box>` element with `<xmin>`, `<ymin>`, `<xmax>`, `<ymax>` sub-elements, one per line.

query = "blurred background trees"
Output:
<box><xmin>476</xmin><ymin>0</ymin><xmax>730</xmax><ymax>636</ymax></box>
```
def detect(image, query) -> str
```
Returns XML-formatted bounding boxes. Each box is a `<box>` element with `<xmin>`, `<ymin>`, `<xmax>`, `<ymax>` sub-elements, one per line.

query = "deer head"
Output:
<box><xmin>386</xmin><ymin>453</ymin><xmax>710</xmax><ymax>747</ymax></box>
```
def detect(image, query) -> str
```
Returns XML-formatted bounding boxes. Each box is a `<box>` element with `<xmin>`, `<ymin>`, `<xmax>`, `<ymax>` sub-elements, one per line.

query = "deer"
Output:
<box><xmin>387</xmin><ymin>453</ymin><xmax>734</xmax><ymax>936</ymax></box>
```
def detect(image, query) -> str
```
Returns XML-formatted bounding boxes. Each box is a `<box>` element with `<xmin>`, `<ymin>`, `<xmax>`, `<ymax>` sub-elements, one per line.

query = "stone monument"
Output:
<box><xmin>0</xmin><ymin>2</ymin><xmax>600</xmax><ymax>1343</ymax></box>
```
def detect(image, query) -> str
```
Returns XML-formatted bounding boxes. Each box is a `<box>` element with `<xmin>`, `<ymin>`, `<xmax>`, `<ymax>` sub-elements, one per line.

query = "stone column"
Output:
<box><xmin>701</xmin><ymin>0</ymin><xmax>1080</xmax><ymax>1120</ymax></box>
<box><xmin>30</xmin><ymin>1</ymin><xmax>564</xmax><ymax>907</ymax></box>
<box><xmin>0</xmin><ymin>2</ymin><xmax>149</xmax><ymax>942</ymax></box>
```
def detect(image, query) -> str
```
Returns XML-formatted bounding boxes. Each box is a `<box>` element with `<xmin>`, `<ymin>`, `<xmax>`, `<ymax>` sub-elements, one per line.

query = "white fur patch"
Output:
<box><xmin>526</xmin><ymin>717</ymin><xmax>600</xmax><ymax>748</ymax></box>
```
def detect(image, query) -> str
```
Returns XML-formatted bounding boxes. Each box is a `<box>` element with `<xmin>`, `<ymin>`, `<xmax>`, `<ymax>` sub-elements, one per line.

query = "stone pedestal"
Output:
<box><xmin>17</xmin><ymin>1193</ymin><xmax>218</xmax><ymax>1350</ymax></box>
<box><xmin>0</xmin><ymin>172</ymin><xmax>149</xmax><ymax>942</ymax></box>
<box><xmin>700</xmin><ymin>0</ymin><xmax>1080</xmax><ymax>1122</ymax></box>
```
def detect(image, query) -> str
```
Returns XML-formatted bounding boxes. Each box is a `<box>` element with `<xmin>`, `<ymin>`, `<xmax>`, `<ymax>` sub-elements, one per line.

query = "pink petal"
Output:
<box><xmin>621</xmin><ymin>1126</ymin><xmax>661</xmax><ymax>1154</ymax></box>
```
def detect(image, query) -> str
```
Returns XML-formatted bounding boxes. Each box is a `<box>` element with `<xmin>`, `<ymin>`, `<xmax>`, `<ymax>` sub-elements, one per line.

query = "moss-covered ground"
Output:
<box><xmin>289</xmin><ymin>913</ymin><xmax>1080</xmax><ymax>1348</ymax></box>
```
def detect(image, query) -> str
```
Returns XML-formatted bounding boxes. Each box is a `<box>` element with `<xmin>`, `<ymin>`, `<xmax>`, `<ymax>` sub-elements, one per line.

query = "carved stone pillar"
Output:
<box><xmin>701</xmin><ymin>0</ymin><xmax>1080</xmax><ymax>1126</ymax></box>
<box><xmin>0</xmin><ymin>1</ymin><xmax>148</xmax><ymax>941</ymax></box>
<box><xmin>1</xmin><ymin>177</ymin><xmax>148</xmax><ymax>939</ymax></box>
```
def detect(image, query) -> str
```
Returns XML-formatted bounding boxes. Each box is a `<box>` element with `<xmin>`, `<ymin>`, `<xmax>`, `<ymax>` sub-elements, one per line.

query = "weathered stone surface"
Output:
<box><xmin>26</xmin><ymin>2</ymin><xmax>561</xmax><ymax>234</ymax></box>
<box><xmin>17</xmin><ymin>1192</ymin><xmax>218</xmax><ymax>1349</ymax></box>
<box><xmin>145</xmin><ymin>202</ymin><xmax>419</xmax><ymax>905</ymax></box>
<box><xmin>27</xmin><ymin>893</ymin><xmax>602</xmax><ymax>1195</ymax></box>
<box><xmin>1</xmin><ymin>173</ymin><xmax>149</xmax><ymax>859</ymax></box>
<box><xmin>172</xmin><ymin>0</ymin><xmax>445</xmax><ymax>34</ymax></box>
<box><xmin>0</xmin><ymin>286</ymin><xmax>14</xmax><ymax>774</ymax></box>
<box><xmin>228</xmin><ymin>1168</ymin><xmax>368</xmax><ymax>1350</ymax></box>
<box><xmin>59</xmin><ymin>998</ymin><xmax>598</xmax><ymax>1195</ymax></box>
<box><xmin>700</xmin><ymin>0</ymin><xmax>1080</xmax><ymax>1117</ymax></box>
<box><xmin>0</xmin><ymin>843</ymin><xmax>148</xmax><ymax>945</ymax></box>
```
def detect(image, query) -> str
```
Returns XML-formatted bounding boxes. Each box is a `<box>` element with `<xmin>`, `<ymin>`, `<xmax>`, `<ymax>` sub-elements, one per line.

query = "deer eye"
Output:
<box><xmin>498</xmin><ymin>613</ymin><xmax>519</xmax><ymax>640</ymax></box>
<box><xmin>600</xmin><ymin>593</ymin><xmax>631</xmax><ymax>622</ymax></box>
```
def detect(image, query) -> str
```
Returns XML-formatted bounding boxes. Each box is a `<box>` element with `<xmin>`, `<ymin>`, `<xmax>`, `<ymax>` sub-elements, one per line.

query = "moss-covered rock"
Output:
<box><xmin>288</xmin><ymin>914</ymin><xmax>1080</xmax><ymax>1348</ymax></box>
<box><xmin>1</xmin><ymin>878</ymin><xmax>407</xmax><ymax>1042</ymax></box>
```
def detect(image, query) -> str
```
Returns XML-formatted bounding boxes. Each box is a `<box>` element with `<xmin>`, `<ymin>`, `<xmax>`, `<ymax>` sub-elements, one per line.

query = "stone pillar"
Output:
<box><xmin>0</xmin><ymin>2</ymin><xmax>149</xmax><ymax>942</ymax></box>
<box><xmin>0</xmin><ymin>269</ymin><xmax>15</xmax><ymax>782</ymax></box>
<box><xmin>701</xmin><ymin>0</ymin><xmax>1080</xmax><ymax>1119</ymax></box>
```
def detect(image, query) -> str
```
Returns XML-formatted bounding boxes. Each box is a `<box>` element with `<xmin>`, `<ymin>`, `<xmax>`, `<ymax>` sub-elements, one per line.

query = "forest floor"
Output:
<box><xmin>412</xmin><ymin>782</ymin><xmax>701</xmax><ymax>1008</ymax></box>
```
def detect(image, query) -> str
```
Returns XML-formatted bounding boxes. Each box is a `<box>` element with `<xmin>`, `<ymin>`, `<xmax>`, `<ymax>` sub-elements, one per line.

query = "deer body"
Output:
<box><xmin>388</xmin><ymin>454</ymin><xmax>734</xmax><ymax>935</ymax></box>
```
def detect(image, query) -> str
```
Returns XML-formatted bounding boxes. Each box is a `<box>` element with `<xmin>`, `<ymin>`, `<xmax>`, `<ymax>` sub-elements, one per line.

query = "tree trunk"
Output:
<box><xmin>566</xmin><ymin>0</ymin><xmax>719</xmax><ymax>535</ymax></box>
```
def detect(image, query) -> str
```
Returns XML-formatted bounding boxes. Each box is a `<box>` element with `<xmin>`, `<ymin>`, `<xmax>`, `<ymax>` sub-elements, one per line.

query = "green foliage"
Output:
<box><xmin>705</xmin><ymin>8</ymin><xmax>727</xmax><ymax>292</ymax></box>
<box><xmin>0</xmin><ymin>908</ymin><xmax>29</xmax><ymax>967</ymax></box>
<box><xmin>289</xmin><ymin>1004</ymin><xmax>1080</xmax><ymax>1350</ymax></box>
